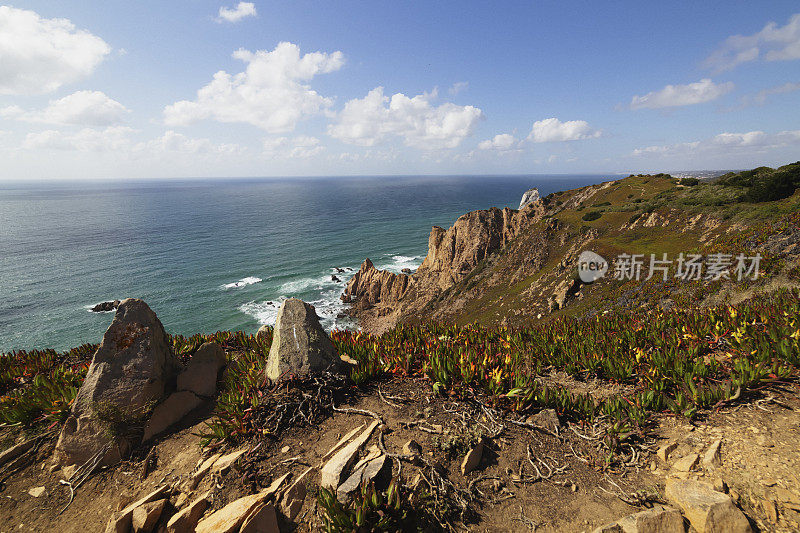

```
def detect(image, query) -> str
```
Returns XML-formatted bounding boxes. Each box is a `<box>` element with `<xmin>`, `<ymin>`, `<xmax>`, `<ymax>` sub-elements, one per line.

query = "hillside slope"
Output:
<box><xmin>344</xmin><ymin>163</ymin><xmax>800</xmax><ymax>332</ymax></box>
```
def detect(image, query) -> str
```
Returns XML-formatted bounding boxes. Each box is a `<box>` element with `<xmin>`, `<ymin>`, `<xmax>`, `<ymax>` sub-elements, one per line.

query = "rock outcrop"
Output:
<box><xmin>56</xmin><ymin>299</ymin><xmax>181</xmax><ymax>466</ymax></box>
<box><xmin>519</xmin><ymin>187</ymin><xmax>540</xmax><ymax>209</ymax></box>
<box><xmin>92</xmin><ymin>300</ymin><xmax>121</xmax><ymax>312</ymax></box>
<box><xmin>264</xmin><ymin>298</ymin><xmax>339</xmax><ymax>381</ymax></box>
<box><xmin>342</xmin><ymin>258</ymin><xmax>413</xmax><ymax>307</ymax></box>
<box><xmin>342</xmin><ymin>200</ymin><xmax>545</xmax><ymax>328</ymax></box>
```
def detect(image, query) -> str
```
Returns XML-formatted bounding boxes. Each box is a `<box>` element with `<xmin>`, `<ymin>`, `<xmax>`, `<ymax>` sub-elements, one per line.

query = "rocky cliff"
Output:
<box><xmin>343</xmin><ymin>169</ymin><xmax>800</xmax><ymax>332</ymax></box>
<box><xmin>342</xmin><ymin>198</ymin><xmax>546</xmax><ymax>331</ymax></box>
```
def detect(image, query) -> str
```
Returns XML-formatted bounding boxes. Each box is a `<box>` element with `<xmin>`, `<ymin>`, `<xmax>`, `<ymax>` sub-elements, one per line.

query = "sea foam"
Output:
<box><xmin>222</xmin><ymin>276</ymin><xmax>262</xmax><ymax>290</ymax></box>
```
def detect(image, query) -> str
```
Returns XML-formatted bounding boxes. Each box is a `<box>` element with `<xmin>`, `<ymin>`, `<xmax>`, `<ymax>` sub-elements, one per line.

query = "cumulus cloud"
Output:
<box><xmin>478</xmin><ymin>133</ymin><xmax>520</xmax><ymax>151</ymax></box>
<box><xmin>629</xmin><ymin>79</ymin><xmax>733</xmax><ymax>109</ymax></box>
<box><xmin>263</xmin><ymin>135</ymin><xmax>325</xmax><ymax>158</ymax></box>
<box><xmin>0</xmin><ymin>6</ymin><xmax>111</xmax><ymax>95</ymax></box>
<box><xmin>217</xmin><ymin>2</ymin><xmax>257</xmax><ymax>23</ymax></box>
<box><xmin>1</xmin><ymin>91</ymin><xmax>129</xmax><ymax>126</ymax></box>
<box><xmin>527</xmin><ymin>118</ymin><xmax>601</xmax><ymax>143</ymax></box>
<box><xmin>22</xmin><ymin>126</ymin><xmax>134</xmax><ymax>152</ymax></box>
<box><xmin>164</xmin><ymin>42</ymin><xmax>343</xmax><ymax>133</ymax></box>
<box><xmin>704</xmin><ymin>13</ymin><xmax>800</xmax><ymax>72</ymax></box>
<box><xmin>328</xmin><ymin>87</ymin><xmax>483</xmax><ymax>149</ymax></box>
<box><xmin>632</xmin><ymin>130</ymin><xmax>800</xmax><ymax>157</ymax></box>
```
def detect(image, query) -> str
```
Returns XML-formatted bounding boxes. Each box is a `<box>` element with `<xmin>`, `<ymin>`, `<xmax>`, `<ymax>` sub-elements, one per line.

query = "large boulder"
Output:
<box><xmin>55</xmin><ymin>299</ymin><xmax>181</xmax><ymax>466</ymax></box>
<box><xmin>177</xmin><ymin>342</ymin><xmax>226</xmax><ymax>397</ymax></box>
<box><xmin>665</xmin><ymin>479</ymin><xmax>752</xmax><ymax>533</ymax></box>
<box><xmin>264</xmin><ymin>299</ymin><xmax>339</xmax><ymax>381</ymax></box>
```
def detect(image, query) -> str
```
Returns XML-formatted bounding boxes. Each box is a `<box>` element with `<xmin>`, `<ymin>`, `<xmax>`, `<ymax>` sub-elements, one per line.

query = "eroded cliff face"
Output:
<box><xmin>342</xmin><ymin>201</ymin><xmax>545</xmax><ymax>331</ymax></box>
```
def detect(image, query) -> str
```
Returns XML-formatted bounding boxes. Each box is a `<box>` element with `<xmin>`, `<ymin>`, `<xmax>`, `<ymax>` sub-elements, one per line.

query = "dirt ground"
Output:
<box><xmin>0</xmin><ymin>378</ymin><xmax>798</xmax><ymax>532</ymax></box>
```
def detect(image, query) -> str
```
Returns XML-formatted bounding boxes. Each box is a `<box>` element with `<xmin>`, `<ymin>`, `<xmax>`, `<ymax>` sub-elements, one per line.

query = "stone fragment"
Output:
<box><xmin>27</xmin><ymin>486</ymin><xmax>45</xmax><ymax>497</ymax></box>
<box><xmin>105</xmin><ymin>485</ymin><xmax>170</xmax><ymax>533</ymax></box>
<box><xmin>264</xmin><ymin>298</ymin><xmax>340</xmax><ymax>381</ymax></box>
<box><xmin>240</xmin><ymin>502</ymin><xmax>279</xmax><ymax>533</ymax></box>
<box><xmin>615</xmin><ymin>505</ymin><xmax>684</xmax><ymax>533</ymax></box>
<box><xmin>187</xmin><ymin>453</ymin><xmax>221</xmax><ymax>490</ymax></box>
<box><xmin>402</xmin><ymin>440</ymin><xmax>422</xmax><ymax>456</ymax></box>
<box><xmin>672</xmin><ymin>453</ymin><xmax>699</xmax><ymax>472</ymax></box>
<box><xmin>280</xmin><ymin>467</ymin><xmax>313</xmax><ymax>522</ymax></box>
<box><xmin>167</xmin><ymin>491</ymin><xmax>211</xmax><ymax>533</ymax></box>
<box><xmin>56</xmin><ymin>299</ymin><xmax>181</xmax><ymax>466</ymax></box>
<box><xmin>143</xmin><ymin>391</ymin><xmax>202</xmax><ymax>441</ymax></box>
<box><xmin>320</xmin><ymin>424</ymin><xmax>365</xmax><ymax>464</ymax></box>
<box><xmin>177</xmin><ymin>342</ymin><xmax>226</xmax><ymax>397</ymax></box>
<box><xmin>212</xmin><ymin>448</ymin><xmax>248</xmax><ymax>474</ymax></box>
<box><xmin>132</xmin><ymin>499</ymin><xmax>167</xmax><ymax>533</ymax></box>
<box><xmin>195</xmin><ymin>477</ymin><xmax>287</xmax><ymax>533</ymax></box>
<box><xmin>460</xmin><ymin>438</ymin><xmax>485</xmax><ymax>475</ymax></box>
<box><xmin>529</xmin><ymin>408</ymin><xmax>560</xmax><ymax>433</ymax></box>
<box><xmin>337</xmin><ymin>455</ymin><xmax>390</xmax><ymax>501</ymax></box>
<box><xmin>665</xmin><ymin>479</ymin><xmax>752</xmax><ymax>533</ymax></box>
<box><xmin>658</xmin><ymin>441</ymin><xmax>678</xmax><ymax>463</ymax></box>
<box><xmin>762</xmin><ymin>498</ymin><xmax>778</xmax><ymax>523</ymax></box>
<box><xmin>703</xmin><ymin>440</ymin><xmax>722</xmax><ymax>469</ymax></box>
<box><xmin>592</xmin><ymin>524</ymin><xmax>623</xmax><ymax>533</ymax></box>
<box><xmin>320</xmin><ymin>420</ymin><xmax>380</xmax><ymax>489</ymax></box>
<box><xmin>256</xmin><ymin>325</ymin><xmax>271</xmax><ymax>339</ymax></box>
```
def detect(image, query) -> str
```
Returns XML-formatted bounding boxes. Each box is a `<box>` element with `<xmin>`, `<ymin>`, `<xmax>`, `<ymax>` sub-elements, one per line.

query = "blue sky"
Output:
<box><xmin>1</xmin><ymin>1</ymin><xmax>799</xmax><ymax>180</ymax></box>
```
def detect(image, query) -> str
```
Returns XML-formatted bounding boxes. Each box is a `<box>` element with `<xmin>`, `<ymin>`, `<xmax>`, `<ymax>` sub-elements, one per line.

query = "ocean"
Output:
<box><xmin>0</xmin><ymin>174</ymin><xmax>609</xmax><ymax>352</ymax></box>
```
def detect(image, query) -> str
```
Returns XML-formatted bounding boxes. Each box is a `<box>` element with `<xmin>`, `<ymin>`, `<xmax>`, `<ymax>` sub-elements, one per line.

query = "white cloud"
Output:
<box><xmin>478</xmin><ymin>133</ymin><xmax>520</xmax><ymax>151</ymax></box>
<box><xmin>742</xmin><ymin>81</ymin><xmax>800</xmax><ymax>107</ymax></box>
<box><xmin>704</xmin><ymin>13</ymin><xmax>800</xmax><ymax>72</ymax></box>
<box><xmin>23</xmin><ymin>126</ymin><xmax>134</xmax><ymax>152</ymax></box>
<box><xmin>629</xmin><ymin>79</ymin><xmax>733</xmax><ymax>110</ymax></box>
<box><xmin>164</xmin><ymin>42</ymin><xmax>343</xmax><ymax>133</ymax></box>
<box><xmin>328</xmin><ymin>87</ymin><xmax>483</xmax><ymax>149</ymax></box>
<box><xmin>217</xmin><ymin>2</ymin><xmax>257</xmax><ymax>23</ymax></box>
<box><xmin>147</xmin><ymin>131</ymin><xmax>243</xmax><ymax>154</ymax></box>
<box><xmin>449</xmin><ymin>81</ymin><xmax>469</xmax><ymax>95</ymax></box>
<box><xmin>0</xmin><ymin>6</ymin><xmax>111</xmax><ymax>95</ymax></box>
<box><xmin>1</xmin><ymin>91</ymin><xmax>129</xmax><ymax>126</ymax></box>
<box><xmin>632</xmin><ymin>130</ymin><xmax>800</xmax><ymax>158</ymax></box>
<box><xmin>263</xmin><ymin>135</ymin><xmax>325</xmax><ymax>158</ymax></box>
<box><xmin>527</xmin><ymin>118</ymin><xmax>601</xmax><ymax>143</ymax></box>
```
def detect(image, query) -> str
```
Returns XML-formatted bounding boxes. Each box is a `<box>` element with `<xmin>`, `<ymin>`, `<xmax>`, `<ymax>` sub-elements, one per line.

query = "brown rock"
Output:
<box><xmin>672</xmin><ymin>453</ymin><xmax>699</xmax><ymax>472</ymax></box>
<box><xmin>460</xmin><ymin>438</ymin><xmax>485</xmax><ymax>475</ymax></box>
<box><xmin>615</xmin><ymin>505</ymin><xmax>684</xmax><ymax>532</ymax></box>
<box><xmin>177</xmin><ymin>342</ymin><xmax>226</xmax><ymax>397</ymax></box>
<box><xmin>337</xmin><ymin>454</ymin><xmax>390</xmax><ymax>501</ymax></box>
<box><xmin>402</xmin><ymin>440</ymin><xmax>422</xmax><ymax>456</ymax></box>
<box><xmin>166</xmin><ymin>491</ymin><xmax>210</xmax><ymax>533</ymax></box>
<box><xmin>528</xmin><ymin>409</ymin><xmax>560</xmax><ymax>434</ymax></box>
<box><xmin>665</xmin><ymin>479</ymin><xmax>752</xmax><ymax>532</ymax></box>
<box><xmin>105</xmin><ymin>485</ymin><xmax>170</xmax><ymax>533</ymax></box>
<box><xmin>264</xmin><ymin>298</ymin><xmax>340</xmax><ymax>381</ymax></box>
<box><xmin>188</xmin><ymin>453</ymin><xmax>221</xmax><ymax>491</ymax></box>
<box><xmin>195</xmin><ymin>477</ymin><xmax>287</xmax><ymax>533</ymax></box>
<box><xmin>132</xmin><ymin>499</ymin><xmax>167</xmax><ymax>533</ymax></box>
<box><xmin>703</xmin><ymin>440</ymin><xmax>722</xmax><ymax>469</ymax></box>
<box><xmin>56</xmin><ymin>299</ymin><xmax>181</xmax><ymax>466</ymax></box>
<box><xmin>658</xmin><ymin>441</ymin><xmax>678</xmax><ymax>463</ymax></box>
<box><xmin>280</xmin><ymin>467</ymin><xmax>313</xmax><ymax>522</ymax></box>
<box><xmin>212</xmin><ymin>448</ymin><xmax>247</xmax><ymax>474</ymax></box>
<box><xmin>342</xmin><ymin>258</ymin><xmax>414</xmax><ymax>306</ymax></box>
<box><xmin>240</xmin><ymin>502</ymin><xmax>279</xmax><ymax>533</ymax></box>
<box><xmin>320</xmin><ymin>420</ymin><xmax>380</xmax><ymax>489</ymax></box>
<box><xmin>143</xmin><ymin>391</ymin><xmax>202</xmax><ymax>441</ymax></box>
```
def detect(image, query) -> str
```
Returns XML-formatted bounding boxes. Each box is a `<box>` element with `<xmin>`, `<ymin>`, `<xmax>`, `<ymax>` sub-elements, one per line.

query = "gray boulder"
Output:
<box><xmin>264</xmin><ymin>298</ymin><xmax>339</xmax><ymax>381</ymax></box>
<box><xmin>177</xmin><ymin>342</ymin><xmax>226</xmax><ymax>397</ymax></box>
<box><xmin>55</xmin><ymin>298</ymin><xmax>181</xmax><ymax>466</ymax></box>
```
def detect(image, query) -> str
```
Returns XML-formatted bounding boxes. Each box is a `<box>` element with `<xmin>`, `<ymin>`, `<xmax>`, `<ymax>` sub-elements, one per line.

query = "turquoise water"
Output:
<box><xmin>0</xmin><ymin>175</ymin><xmax>608</xmax><ymax>351</ymax></box>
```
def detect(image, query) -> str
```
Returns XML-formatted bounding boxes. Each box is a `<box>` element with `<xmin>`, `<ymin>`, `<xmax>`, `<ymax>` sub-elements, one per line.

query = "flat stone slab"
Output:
<box><xmin>665</xmin><ymin>479</ymin><xmax>752</xmax><ymax>533</ymax></box>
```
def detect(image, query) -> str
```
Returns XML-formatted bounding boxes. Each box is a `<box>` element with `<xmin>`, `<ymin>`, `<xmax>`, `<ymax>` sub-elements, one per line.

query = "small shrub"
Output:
<box><xmin>679</xmin><ymin>178</ymin><xmax>700</xmax><ymax>186</ymax></box>
<box><xmin>582</xmin><ymin>211</ymin><xmax>602</xmax><ymax>221</ymax></box>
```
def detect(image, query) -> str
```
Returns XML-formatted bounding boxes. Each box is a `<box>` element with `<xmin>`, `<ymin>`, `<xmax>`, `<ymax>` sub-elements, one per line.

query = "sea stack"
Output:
<box><xmin>264</xmin><ymin>298</ymin><xmax>339</xmax><ymax>381</ymax></box>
